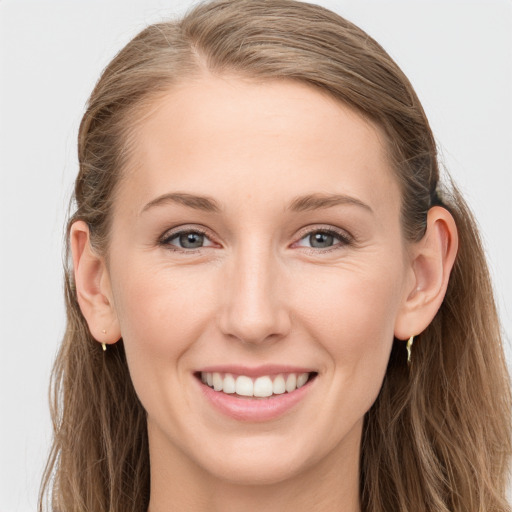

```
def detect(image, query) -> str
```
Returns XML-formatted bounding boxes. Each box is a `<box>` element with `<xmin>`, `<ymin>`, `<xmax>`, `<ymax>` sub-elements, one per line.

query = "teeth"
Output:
<box><xmin>285</xmin><ymin>373</ymin><xmax>297</xmax><ymax>392</ymax></box>
<box><xmin>200</xmin><ymin>371</ymin><xmax>312</xmax><ymax>396</ymax></box>
<box><xmin>297</xmin><ymin>373</ymin><xmax>309</xmax><ymax>388</ymax></box>
<box><xmin>212</xmin><ymin>372</ymin><xmax>223</xmax><ymax>391</ymax></box>
<box><xmin>235</xmin><ymin>375</ymin><xmax>253</xmax><ymax>396</ymax></box>
<box><xmin>223</xmin><ymin>373</ymin><xmax>236</xmax><ymax>394</ymax></box>
<box><xmin>272</xmin><ymin>374</ymin><xmax>286</xmax><ymax>395</ymax></box>
<box><xmin>253</xmin><ymin>376</ymin><xmax>273</xmax><ymax>397</ymax></box>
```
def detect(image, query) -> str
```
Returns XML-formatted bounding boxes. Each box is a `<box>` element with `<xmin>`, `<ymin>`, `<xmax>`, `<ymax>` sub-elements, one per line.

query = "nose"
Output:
<box><xmin>217</xmin><ymin>242</ymin><xmax>291</xmax><ymax>346</ymax></box>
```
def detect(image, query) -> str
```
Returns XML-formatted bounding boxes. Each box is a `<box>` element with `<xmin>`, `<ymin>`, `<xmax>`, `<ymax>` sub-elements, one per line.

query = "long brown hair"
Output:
<box><xmin>39</xmin><ymin>1</ymin><xmax>512</xmax><ymax>510</ymax></box>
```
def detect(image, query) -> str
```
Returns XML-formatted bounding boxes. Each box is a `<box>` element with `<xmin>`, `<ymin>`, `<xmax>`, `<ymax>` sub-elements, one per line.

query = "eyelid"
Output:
<box><xmin>294</xmin><ymin>224</ymin><xmax>352</xmax><ymax>242</ymax></box>
<box><xmin>158</xmin><ymin>224</ymin><xmax>353</xmax><ymax>253</ymax></box>
<box><xmin>159</xmin><ymin>225</ymin><xmax>217</xmax><ymax>251</ymax></box>
<box><xmin>292</xmin><ymin>225</ymin><xmax>353</xmax><ymax>253</ymax></box>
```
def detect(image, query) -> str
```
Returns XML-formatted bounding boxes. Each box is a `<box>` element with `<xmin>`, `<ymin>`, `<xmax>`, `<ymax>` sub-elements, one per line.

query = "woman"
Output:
<box><xmin>39</xmin><ymin>0</ymin><xmax>512</xmax><ymax>510</ymax></box>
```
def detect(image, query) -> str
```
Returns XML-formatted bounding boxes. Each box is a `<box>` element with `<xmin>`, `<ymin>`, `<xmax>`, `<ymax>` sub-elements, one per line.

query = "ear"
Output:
<box><xmin>70</xmin><ymin>220</ymin><xmax>121</xmax><ymax>346</ymax></box>
<box><xmin>394</xmin><ymin>206</ymin><xmax>459</xmax><ymax>340</ymax></box>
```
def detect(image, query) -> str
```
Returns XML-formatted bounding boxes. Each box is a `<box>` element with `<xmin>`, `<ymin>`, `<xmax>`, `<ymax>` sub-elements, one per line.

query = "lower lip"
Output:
<box><xmin>196</xmin><ymin>376</ymin><xmax>316</xmax><ymax>422</ymax></box>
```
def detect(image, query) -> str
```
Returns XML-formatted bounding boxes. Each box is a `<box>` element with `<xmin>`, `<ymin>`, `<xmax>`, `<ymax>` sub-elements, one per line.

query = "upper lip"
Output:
<box><xmin>196</xmin><ymin>364</ymin><xmax>316</xmax><ymax>377</ymax></box>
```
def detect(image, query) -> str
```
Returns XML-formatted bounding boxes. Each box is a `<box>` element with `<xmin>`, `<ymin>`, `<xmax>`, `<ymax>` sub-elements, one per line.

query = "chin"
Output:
<box><xmin>202</xmin><ymin>453</ymin><xmax>308</xmax><ymax>486</ymax></box>
<box><xmin>186</xmin><ymin>432</ymin><xmax>331</xmax><ymax>487</ymax></box>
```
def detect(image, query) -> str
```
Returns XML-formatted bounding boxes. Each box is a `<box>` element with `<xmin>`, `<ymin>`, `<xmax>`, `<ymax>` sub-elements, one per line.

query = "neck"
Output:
<box><xmin>146</xmin><ymin>422</ymin><xmax>362</xmax><ymax>512</ymax></box>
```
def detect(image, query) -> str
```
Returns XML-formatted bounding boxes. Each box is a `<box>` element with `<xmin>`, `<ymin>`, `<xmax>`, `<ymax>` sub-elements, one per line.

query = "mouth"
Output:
<box><xmin>195</xmin><ymin>371</ymin><xmax>318</xmax><ymax>398</ymax></box>
<box><xmin>194</xmin><ymin>367</ymin><xmax>318</xmax><ymax>421</ymax></box>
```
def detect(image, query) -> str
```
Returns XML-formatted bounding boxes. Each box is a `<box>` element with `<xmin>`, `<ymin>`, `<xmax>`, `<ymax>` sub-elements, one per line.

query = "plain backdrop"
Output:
<box><xmin>1</xmin><ymin>0</ymin><xmax>511</xmax><ymax>510</ymax></box>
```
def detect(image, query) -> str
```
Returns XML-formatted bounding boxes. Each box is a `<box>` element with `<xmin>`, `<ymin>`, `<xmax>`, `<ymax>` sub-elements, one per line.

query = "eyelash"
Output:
<box><xmin>158</xmin><ymin>226</ymin><xmax>353</xmax><ymax>255</ymax></box>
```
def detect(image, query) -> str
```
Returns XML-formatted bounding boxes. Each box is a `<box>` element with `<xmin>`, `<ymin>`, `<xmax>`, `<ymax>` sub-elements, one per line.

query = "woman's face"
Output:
<box><xmin>106</xmin><ymin>76</ymin><xmax>414</xmax><ymax>484</ymax></box>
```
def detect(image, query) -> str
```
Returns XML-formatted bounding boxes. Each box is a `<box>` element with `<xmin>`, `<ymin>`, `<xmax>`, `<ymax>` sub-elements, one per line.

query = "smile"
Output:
<box><xmin>195</xmin><ymin>367</ymin><xmax>318</xmax><ymax>422</ymax></box>
<box><xmin>199</xmin><ymin>371</ymin><xmax>314</xmax><ymax>398</ymax></box>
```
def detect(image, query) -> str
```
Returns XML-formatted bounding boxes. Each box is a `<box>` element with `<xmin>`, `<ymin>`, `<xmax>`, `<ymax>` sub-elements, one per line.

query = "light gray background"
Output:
<box><xmin>1</xmin><ymin>0</ymin><xmax>511</xmax><ymax>510</ymax></box>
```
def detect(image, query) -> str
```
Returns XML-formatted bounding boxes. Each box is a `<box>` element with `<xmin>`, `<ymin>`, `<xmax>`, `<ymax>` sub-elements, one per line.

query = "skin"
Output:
<box><xmin>71</xmin><ymin>75</ymin><xmax>458</xmax><ymax>512</ymax></box>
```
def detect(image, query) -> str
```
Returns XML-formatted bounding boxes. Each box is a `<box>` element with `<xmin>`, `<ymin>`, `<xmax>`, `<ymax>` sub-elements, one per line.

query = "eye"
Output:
<box><xmin>159</xmin><ymin>228</ymin><xmax>216</xmax><ymax>252</ymax></box>
<box><xmin>294</xmin><ymin>227</ymin><xmax>352</xmax><ymax>253</ymax></box>
<box><xmin>159</xmin><ymin>226</ymin><xmax>352</xmax><ymax>254</ymax></box>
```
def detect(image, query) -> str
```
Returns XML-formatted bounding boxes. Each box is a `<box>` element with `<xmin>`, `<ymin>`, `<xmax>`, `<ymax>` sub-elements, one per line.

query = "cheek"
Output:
<box><xmin>112</xmin><ymin>243</ymin><xmax>405</xmax><ymax>418</ymax></box>
<box><xmin>113</xmin><ymin>249</ymin><xmax>210</xmax><ymax>326</ymax></box>
<box><xmin>109</xmin><ymin>260</ymin><xmax>216</xmax><ymax>386</ymax></box>
<box><xmin>113</xmin><ymin>251</ymin><xmax>404</xmax><ymax>365</ymax></box>
<box><xmin>296</xmin><ymin>260</ymin><xmax>403</xmax><ymax>387</ymax></box>
<box><xmin>303</xmin><ymin>261</ymin><xmax>401</xmax><ymax>331</ymax></box>
<box><xmin>289</xmin><ymin>261</ymin><xmax>405</xmax><ymax>448</ymax></box>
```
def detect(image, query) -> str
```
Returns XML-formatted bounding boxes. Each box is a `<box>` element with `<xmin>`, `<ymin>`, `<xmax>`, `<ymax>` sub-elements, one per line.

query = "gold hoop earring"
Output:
<box><xmin>406</xmin><ymin>335</ymin><xmax>414</xmax><ymax>365</ymax></box>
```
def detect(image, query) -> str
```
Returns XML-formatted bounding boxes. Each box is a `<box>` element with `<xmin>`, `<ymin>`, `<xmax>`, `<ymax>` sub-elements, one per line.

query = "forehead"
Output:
<box><xmin>119</xmin><ymin>75</ymin><xmax>400</xmax><ymax>220</ymax></box>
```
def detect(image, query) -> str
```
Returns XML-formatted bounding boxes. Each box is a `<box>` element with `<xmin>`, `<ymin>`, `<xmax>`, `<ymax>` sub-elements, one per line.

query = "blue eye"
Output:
<box><xmin>160</xmin><ymin>228</ymin><xmax>215</xmax><ymax>252</ymax></box>
<box><xmin>295</xmin><ymin>228</ymin><xmax>352</xmax><ymax>253</ymax></box>
<box><xmin>159</xmin><ymin>227</ymin><xmax>351</xmax><ymax>254</ymax></box>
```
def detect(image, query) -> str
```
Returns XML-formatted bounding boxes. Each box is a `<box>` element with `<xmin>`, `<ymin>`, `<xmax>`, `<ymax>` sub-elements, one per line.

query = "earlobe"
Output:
<box><xmin>70</xmin><ymin>221</ymin><xmax>121</xmax><ymax>346</ymax></box>
<box><xmin>394</xmin><ymin>206</ymin><xmax>459</xmax><ymax>340</ymax></box>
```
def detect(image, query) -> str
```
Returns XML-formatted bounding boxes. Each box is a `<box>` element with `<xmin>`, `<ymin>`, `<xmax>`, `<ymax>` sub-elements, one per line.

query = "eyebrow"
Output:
<box><xmin>142</xmin><ymin>192</ymin><xmax>222</xmax><ymax>214</ymax></box>
<box><xmin>288</xmin><ymin>193</ymin><xmax>373</xmax><ymax>213</ymax></box>
<box><xmin>141</xmin><ymin>191</ymin><xmax>373</xmax><ymax>215</ymax></box>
